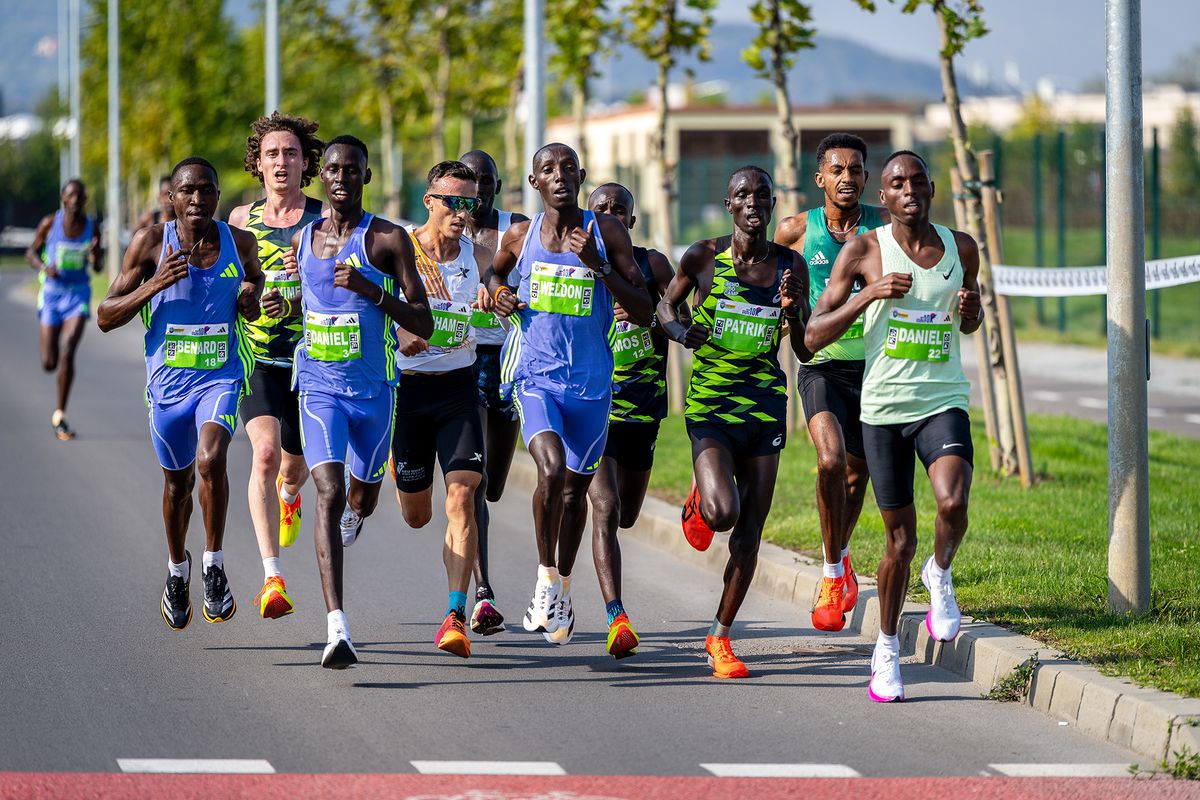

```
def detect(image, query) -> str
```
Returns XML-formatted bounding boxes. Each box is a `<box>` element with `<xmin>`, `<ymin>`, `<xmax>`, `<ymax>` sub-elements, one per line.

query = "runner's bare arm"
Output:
<box><xmin>657</xmin><ymin>240</ymin><xmax>713</xmax><ymax>350</ymax></box>
<box><xmin>231</xmin><ymin>226</ymin><xmax>263</xmax><ymax>321</ymax></box>
<box><xmin>591</xmin><ymin>215</ymin><xmax>652</xmax><ymax>326</ymax></box>
<box><xmin>781</xmin><ymin>250</ymin><xmax>814</xmax><ymax>362</ymax></box>
<box><xmin>97</xmin><ymin>227</ymin><xmax>180</xmax><ymax>331</ymax></box>
<box><xmin>24</xmin><ymin>214</ymin><xmax>54</xmax><ymax>272</ymax></box>
<box><xmin>471</xmin><ymin>239</ymin><xmax>495</xmax><ymax>311</ymax></box>
<box><xmin>773</xmin><ymin>213</ymin><xmax>807</xmax><ymax>253</ymax></box>
<box><xmin>89</xmin><ymin>224</ymin><xmax>103</xmax><ymax>273</ymax></box>
<box><xmin>226</xmin><ymin>203</ymin><xmax>252</xmax><ymax>230</ymax></box>
<box><xmin>363</xmin><ymin>219</ymin><xmax>434</xmax><ymax>338</ymax></box>
<box><xmin>485</xmin><ymin>220</ymin><xmax>529</xmax><ymax>317</ymax></box>
<box><xmin>806</xmin><ymin>231</ymin><xmax>905</xmax><ymax>352</ymax></box>
<box><xmin>954</xmin><ymin>230</ymin><xmax>983</xmax><ymax>335</ymax></box>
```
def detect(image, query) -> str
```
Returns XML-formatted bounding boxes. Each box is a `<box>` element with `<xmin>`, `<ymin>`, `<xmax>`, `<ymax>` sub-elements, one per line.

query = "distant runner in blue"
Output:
<box><xmin>483</xmin><ymin>142</ymin><xmax>651</xmax><ymax>648</ymax></box>
<box><xmin>25</xmin><ymin>179</ymin><xmax>102</xmax><ymax>441</ymax></box>
<box><xmin>98</xmin><ymin>157</ymin><xmax>263</xmax><ymax>634</ymax></box>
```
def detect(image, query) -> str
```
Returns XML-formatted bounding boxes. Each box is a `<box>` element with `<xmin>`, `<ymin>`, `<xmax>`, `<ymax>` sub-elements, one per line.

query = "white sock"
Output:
<box><xmin>52</xmin><ymin>409</ymin><xmax>65</xmax><ymax>426</ymax></box>
<box><xmin>927</xmin><ymin>557</ymin><xmax>949</xmax><ymax>582</ymax></box>
<box><xmin>202</xmin><ymin>550</ymin><xmax>223</xmax><ymax>572</ymax></box>
<box><xmin>263</xmin><ymin>557</ymin><xmax>282</xmax><ymax>579</ymax></box>
<box><xmin>537</xmin><ymin>564</ymin><xmax>559</xmax><ymax>585</ymax></box>
<box><xmin>560</xmin><ymin>573</ymin><xmax>572</xmax><ymax>596</ymax></box>
<box><xmin>168</xmin><ymin>558</ymin><xmax>189</xmax><ymax>581</ymax></box>
<box><xmin>279</xmin><ymin>484</ymin><xmax>299</xmax><ymax>505</ymax></box>
<box><xmin>841</xmin><ymin>546</ymin><xmax>850</xmax><ymax>560</ymax></box>
<box><xmin>327</xmin><ymin>609</ymin><xmax>349</xmax><ymax>641</ymax></box>
<box><xmin>876</xmin><ymin>631</ymin><xmax>900</xmax><ymax>655</ymax></box>
<box><xmin>823</xmin><ymin>560</ymin><xmax>845</xmax><ymax>579</ymax></box>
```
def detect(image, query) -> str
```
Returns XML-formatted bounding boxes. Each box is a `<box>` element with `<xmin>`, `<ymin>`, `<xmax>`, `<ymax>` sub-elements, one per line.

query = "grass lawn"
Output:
<box><xmin>646</xmin><ymin>410</ymin><xmax>1200</xmax><ymax>698</ymax></box>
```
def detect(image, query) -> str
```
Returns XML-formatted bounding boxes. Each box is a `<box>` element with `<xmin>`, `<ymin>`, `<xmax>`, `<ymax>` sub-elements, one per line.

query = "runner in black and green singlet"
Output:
<box><xmin>585</xmin><ymin>182</ymin><xmax>676</xmax><ymax>659</ymax></box>
<box><xmin>774</xmin><ymin>132</ymin><xmax>889</xmax><ymax>633</ymax></box>
<box><xmin>228</xmin><ymin>112</ymin><xmax>326</xmax><ymax>620</ymax></box>
<box><xmin>657</xmin><ymin>166</ymin><xmax>812</xmax><ymax>679</ymax></box>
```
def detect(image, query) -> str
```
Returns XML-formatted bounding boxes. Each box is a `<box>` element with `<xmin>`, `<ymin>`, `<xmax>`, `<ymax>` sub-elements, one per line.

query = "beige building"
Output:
<box><xmin>546</xmin><ymin>102</ymin><xmax>918</xmax><ymax>246</ymax></box>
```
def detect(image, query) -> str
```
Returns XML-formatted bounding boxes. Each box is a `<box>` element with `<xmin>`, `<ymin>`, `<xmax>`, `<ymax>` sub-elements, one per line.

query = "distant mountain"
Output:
<box><xmin>1</xmin><ymin>3</ymin><xmax>58</xmax><ymax>114</ymax></box>
<box><xmin>589</xmin><ymin>25</ymin><xmax>947</xmax><ymax>106</ymax></box>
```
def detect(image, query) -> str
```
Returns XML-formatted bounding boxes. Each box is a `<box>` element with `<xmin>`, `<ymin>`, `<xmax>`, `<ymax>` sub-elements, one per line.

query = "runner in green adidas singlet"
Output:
<box><xmin>774</xmin><ymin>133</ymin><xmax>889</xmax><ymax>633</ymax></box>
<box><xmin>228</xmin><ymin>113</ymin><xmax>327</xmax><ymax>620</ymax></box>
<box><xmin>657</xmin><ymin>166</ymin><xmax>812</xmax><ymax>679</ymax></box>
<box><xmin>807</xmin><ymin>150</ymin><xmax>982</xmax><ymax>703</ymax></box>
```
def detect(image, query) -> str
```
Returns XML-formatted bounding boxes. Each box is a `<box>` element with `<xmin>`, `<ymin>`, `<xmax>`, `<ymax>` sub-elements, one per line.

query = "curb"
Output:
<box><xmin>507</xmin><ymin>451</ymin><xmax>1200</xmax><ymax>766</ymax></box>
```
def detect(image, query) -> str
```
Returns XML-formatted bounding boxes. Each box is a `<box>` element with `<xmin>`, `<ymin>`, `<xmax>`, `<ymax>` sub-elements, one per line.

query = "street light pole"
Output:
<box><xmin>265</xmin><ymin>0</ymin><xmax>279</xmax><ymax>115</ymax></box>
<box><xmin>69</xmin><ymin>0</ymin><xmax>81</xmax><ymax>177</ymax></box>
<box><xmin>57</xmin><ymin>0</ymin><xmax>68</xmax><ymax>184</ymax></box>
<box><xmin>1105</xmin><ymin>0</ymin><xmax>1150</xmax><ymax>615</ymax></box>
<box><xmin>106</xmin><ymin>0</ymin><xmax>121</xmax><ymax>279</ymax></box>
<box><xmin>522</xmin><ymin>0</ymin><xmax>545</xmax><ymax>215</ymax></box>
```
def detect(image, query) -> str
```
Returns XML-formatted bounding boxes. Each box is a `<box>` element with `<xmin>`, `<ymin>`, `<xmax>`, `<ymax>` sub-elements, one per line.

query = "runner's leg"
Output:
<box><xmin>56</xmin><ymin>315</ymin><xmax>86</xmax><ymax>415</ymax></box>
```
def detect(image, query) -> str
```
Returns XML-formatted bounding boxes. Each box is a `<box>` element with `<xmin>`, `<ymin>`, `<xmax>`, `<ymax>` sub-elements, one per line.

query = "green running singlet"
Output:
<box><xmin>609</xmin><ymin>246</ymin><xmax>669</xmax><ymax>423</ymax></box>
<box><xmin>803</xmin><ymin>204</ymin><xmax>883</xmax><ymax>364</ymax></box>
<box><xmin>685</xmin><ymin>238</ymin><xmax>788</xmax><ymax>426</ymax></box>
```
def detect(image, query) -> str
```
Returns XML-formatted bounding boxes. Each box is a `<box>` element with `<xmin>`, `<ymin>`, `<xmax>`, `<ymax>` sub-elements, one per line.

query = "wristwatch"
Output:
<box><xmin>594</xmin><ymin>260</ymin><xmax>613</xmax><ymax>278</ymax></box>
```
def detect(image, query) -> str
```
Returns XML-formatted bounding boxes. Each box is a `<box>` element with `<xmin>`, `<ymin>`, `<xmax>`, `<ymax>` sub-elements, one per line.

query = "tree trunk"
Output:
<box><xmin>770</xmin><ymin>0</ymin><xmax>800</xmax><ymax>218</ymax></box>
<box><xmin>431</xmin><ymin>19</ymin><xmax>451</xmax><ymax>163</ymax></box>
<box><xmin>379</xmin><ymin>91</ymin><xmax>401</xmax><ymax>220</ymax></box>
<box><xmin>504</xmin><ymin>52</ymin><xmax>524</xmax><ymax>209</ymax></box>
<box><xmin>574</xmin><ymin>77</ymin><xmax>590</xmax><ymax>198</ymax></box>
<box><xmin>935</xmin><ymin>3</ymin><xmax>1017</xmax><ymax>475</ymax></box>
<box><xmin>654</xmin><ymin>59</ymin><xmax>675</xmax><ymax>256</ymax></box>
<box><xmin>460</xmin><ymin>114</ymin><xmax>474</xmax><ymax>155</ymax></box>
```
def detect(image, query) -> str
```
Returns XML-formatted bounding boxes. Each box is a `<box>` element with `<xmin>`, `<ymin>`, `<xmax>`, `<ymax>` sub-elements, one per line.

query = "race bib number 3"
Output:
<box><xmin>529</xmin><ymin>262</ymin><xmax>594</xmax><ymax>316</ymax></box>
<box><xmin>884</xmin><ymin>308</ymin><xmax>953</xmax><ymax>362</ymax></box>
<box><xmin>55</xmin><ymin>243</ymin><xmax>88</xmax><ymax>272</ymax></box>
<box><xmin>612</xmin><ymin>320</ymin><xmax>654</xmax><ymax>366</ymax></box>
<box><xmin>306</xmin><ymin>311</ymin><xmax>361</xmax><ymax>362</ymax></box>
<box><xmin>164</xmin><ymin>323</ymin><xmax>229</xmax><ymax>369</ymax></box>
<box><xmin>263</xmin><ymin>269</ymin><xmax>301</xmax><ymax>300</ymax></box>
<box><xmin>429</xmin><ymin>300</ymin><xmax>472</xmax><ymax>348</ymax></box>
<box><xmin>712</xmin><ymin>299</ymin><xmax>780</xmax><ymax>354</ymax></box>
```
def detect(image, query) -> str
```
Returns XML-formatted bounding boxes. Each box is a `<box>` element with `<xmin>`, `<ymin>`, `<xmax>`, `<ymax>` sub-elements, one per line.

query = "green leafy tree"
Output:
<box><xmin>548</xmin><ymin>1</ymin><xmax>619</xmax><ymax>186</ymax></box>
<box><xmin>742</xmin><ymin>0</ymin><xmax>814</xmax><ymax>217</ymax></box>
<box><xmin>1167</xmin><ymin>106</ymin><xmax>1200</xmax><ymax>200</ymax></box>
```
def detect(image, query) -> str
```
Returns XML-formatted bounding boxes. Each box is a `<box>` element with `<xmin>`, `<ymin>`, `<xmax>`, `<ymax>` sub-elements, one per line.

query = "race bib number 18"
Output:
<box><xmin>529</xmin><ymin>262</ymin><xmax>594</xmax><ymax>316</ymax></box>
<box><xmin>884</xmin><ymin>308</ymin><xmax>953</xmax><ymax>362</ymax></box>
<box><xmin>306</xmin><ymin>311</ymin><xmax>361</xmax><ymax>362</ymax></box>
<box><xmin>164</xmin><ymin>323</ymin><xmax>229</xmax><ymax>369</ymax></box>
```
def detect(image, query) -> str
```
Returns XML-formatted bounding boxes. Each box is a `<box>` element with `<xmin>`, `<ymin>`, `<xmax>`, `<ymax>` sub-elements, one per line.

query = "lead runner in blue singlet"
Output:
<box><xmin>288</xmin><ymin>135</ymin><xmax>433</xmax><ymax>670</ymax></box>
<box><xmin>483</xmin><ymin>142</ymin><xmax>652</xmax><ymax>647</ymax></box>
<box><xmin>98</xmin><ymin>157</ymin><xmax>264</xmax><ymax>633</ymax></box>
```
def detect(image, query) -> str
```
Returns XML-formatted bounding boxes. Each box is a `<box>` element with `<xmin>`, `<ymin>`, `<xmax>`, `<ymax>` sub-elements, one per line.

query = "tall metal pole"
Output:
<box><xmin>1105</xmin><ymin>0</ymin><xmax>1150</xmax><ymax>615</ymax></box>
<box><xmin>522</xmin><ymin>0</ymin><xmax>545</xmax><ymax>216</ymax></box>
<box><xmin>1150</xmin><ymin>127</ymin><xmax>1161</xmax><ymax>339</ymax></box>
<box><xmin>1055</xmin><ymin>128</ymin><xmax>1067</xmax><ymax>332</ymax></box>
<box><xmin>57</xmin><ymin>0</ymin><xmax>69</xmax><ymax>185</ymax></box>
<box><xmin>69</xmin><ymin>0</ymin><xmax>81</xmax><ymax>177</ymax></box>
<box><xmin>106</xmin><ymin>0</ymin><xmax>121</xmax><ymax>279</ymax></box>
<box><xmin>265</xmin><ymin>0</ymin><xmax>279</xmax><ymax>115</ymax></box>
<box><xmin>1033</xmin><ymin>133</ymin><xmax>1045</xmax><ymax>326</ymax></box>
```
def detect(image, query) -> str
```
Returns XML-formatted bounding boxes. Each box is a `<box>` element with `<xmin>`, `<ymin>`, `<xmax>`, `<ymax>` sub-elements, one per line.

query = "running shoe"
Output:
<box><xmin>470</xmin><ymin>595</ymin><xmax>506</xmax><ymax>636</ymax></box>
<box><xmin>705</xmin><ymin>635</ymin><xmax>750</xmax><ymax>679</ymax></box>
<box><xmin>277</xmin><ymin>474</ymin><xmax>301</xmax><ymax>548</ymax></box>
<box><xmin>681</xmin><ymin>480</ymin><xmax>714</xmax><ymax>551</ymax></box>
<box><xmin>201</xmin><ymin>563</ymin><xmax>237</xmax><ymax>623</ymax></box>
<box><xmin>322</xmin><ymin>632</ymin><xmax>358</xmax><ymax>669</ymax></box>
<box><xmin>53</xmin><ymin>418</ymin><xmax>76</xmax><ymax>441</ymax></box>
<box><xmin>868</xmin><ymin>645</ymin><xmax>905</xmax><ymax>702</ymax></box>
<box><xmin>920</xmin><ymin>555</ymin><xmax>961</xmax><ymax>641</ymax></box>
<box><xmin>606</xmin><ymin>613</ymin><xmax>639</xmax><ymax>659</ymax></box>
<box><xmin>161</xmin><ymin>551</ymin><xmax>192</xmax><ymax>631</ymax></box>
<box><xmin>521</xmin><ymin>577</ymin><xmax>561</xmax><ymax>633</ymax></box>
<box><xmin>842</xmin><ymin>553</ymin><xmax>859</xmax><ymax>613</ymax></box>
<box><xmin>811</xmin><ymin>575</ymin><xmax>847</xmax><ymax>632</ymax></box>
<box><xmin>543</xmin><ymin>590</ymin><xmax>575</xmax><ymax>645</ymax></box>
<box><xmin>253</xmin><ymin>576</ymin><xmax>294</xmax><ymax>619</ymax></box>
<box><xmin>436</xmin><ymin>611</ymin><xmax>471</xmax><ymax>658</ymax></box>
<box><xmin>340</xmin><ymin>506</ymin><xmax>363</xmax><ymax>547</ymax></box>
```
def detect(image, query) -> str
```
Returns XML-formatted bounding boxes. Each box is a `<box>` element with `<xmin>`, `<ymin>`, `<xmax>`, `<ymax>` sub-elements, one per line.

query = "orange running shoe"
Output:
<box><xmin>276</xmin><ymin>474</ymin><xmax>302</xmax><ymax>548</ymax></box>
<box><xmin>607</xmin><ymin>613</ymin><xmax>640</xmax><ymax>659</ymax></box>
<box><xmin>253</xmin><ymin>576</ymin><xmax>295</xmax><ymax>620</ymax></box>
<box><xmin>705</xmin><ymin>635</ymin><xmax>749</xmax><ymax>679</ymax></box>
<box><xmin>842</xmin><ymin>553</ymin><xmax>859</xmax><ymax>613</ymax></box>
<box><xmin>681</xmin><ymin>480</ymin><xmax>714</xmax><ymax>551</ymax></box>
<box><xmin>435</xmin><ymin>612</ymin><xmax>471</xmax><ymax>658</ymax></box>
<box><xmin>811</xmin><ymin>575</ymin><xmax>847</xmax><ymax>632</ymax></box>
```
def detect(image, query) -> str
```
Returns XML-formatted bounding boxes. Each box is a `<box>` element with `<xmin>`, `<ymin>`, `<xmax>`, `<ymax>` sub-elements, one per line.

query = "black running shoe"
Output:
<box><xmin>161</xmin><ymin>551</ymin><xmax>192</xmax><ymax>630</ymax></box>
<box><xmin>322</xmin><ymin>636</ymin><xmax>358</xmax><ymax>670</ymax></box>
<box><xmin>202</xmin><ymin>562</ymin><xmax>237</xmax><ymax>622</ymax></box>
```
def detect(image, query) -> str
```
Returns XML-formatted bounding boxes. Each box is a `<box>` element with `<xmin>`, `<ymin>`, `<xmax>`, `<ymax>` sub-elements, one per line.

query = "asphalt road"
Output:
<box><xmin>0</xmin><ymin>273</ymin><xmax>1153</xmax><ymax>786</ymax></box>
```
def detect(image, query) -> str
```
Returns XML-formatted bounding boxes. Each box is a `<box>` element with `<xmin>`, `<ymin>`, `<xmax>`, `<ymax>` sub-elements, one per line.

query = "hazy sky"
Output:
<box><xmin>716</xmin><ymin>0</ymin><xmax>1197</xmax><ymax>91</ymax></box>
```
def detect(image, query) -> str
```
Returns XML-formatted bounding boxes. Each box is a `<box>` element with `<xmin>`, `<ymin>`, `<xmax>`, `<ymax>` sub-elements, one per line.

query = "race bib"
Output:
<box><xmin>529</xmin><ymin>262</ymin><xmax>594</xmax><ymax>316</ymax></box>
<box><xmin>884</xmin><ymin>308</ymin><xmax>953</xmax><ymax>362</ymax></box>
<box><xmin>712</xmin><ymin>299</ymin><xmax>780</xmax><ymax>354</ymax></box>
<box><xmin>164</xmin><ymin>323</ymin><xmax>229</xmax><ymax>369</ymax></box>
<box><xmin>263</xmin><ymin>269</ymin><xmax>301</xmax><ymax>300</ymax></box>
<box><xmin>429</xmin><ymin>299</ymin><xmax>471</xmax><ymax>348</ymax></box>
<box><xmin>611</xmin><ymin>321</ymin><xmax>654</xmax><ymax>366</ymax></box>
<box><xmin>55</xmin><ymin>243</ymin><xmax>88</xmax><ymax>272</ymax></box>
<box><xmin>469</xmin><ymin>308</ymin><xmax>502</xmax><ymax>329</ymax></box>
<box><xmin>305</xmin><ymin>311</ymin><xmax>361</xmax><ymax>362</ymax></box>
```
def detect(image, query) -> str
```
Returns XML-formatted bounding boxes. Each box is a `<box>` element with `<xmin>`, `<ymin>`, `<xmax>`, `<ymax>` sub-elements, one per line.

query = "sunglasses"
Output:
<box><xmin>428</xmin><ymin>193</ymin><xmax>481</xmax><ymax>213</ymax></box>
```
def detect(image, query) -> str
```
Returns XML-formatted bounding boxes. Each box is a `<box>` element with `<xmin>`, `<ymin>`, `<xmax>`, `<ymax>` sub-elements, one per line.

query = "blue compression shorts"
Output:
<box><xmin>148</xmin><ymin>381</ymin><xmax>240</xmax><ymax>471</ymax></box>
<box><xmin>513</xmin><ymin>380</ymin><xmax>610</xmax><ymax>475</ymax></box>
<box><xmin>299</xmin><ymin>389</ymin><xmax>395</xmax><ymax>483</ymax></box>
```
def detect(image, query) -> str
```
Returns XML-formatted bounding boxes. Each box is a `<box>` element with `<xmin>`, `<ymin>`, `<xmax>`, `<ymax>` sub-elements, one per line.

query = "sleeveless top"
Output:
<box><xmin>609</xmin><ymin>246</ymin><xmax>669</xmax><ymax>423</ymax></box>
<box><xmin>469</xmin><ymin>209</ymin><xmax>515</xmax><ymax>347</ymax></box>
<box><xmin>292</xmin><ymin>213</ymin><xmax>398</xmax><ymax>399</ymax></box>
<box><xmin>686</xmin><ymin>237</ymin><xmax>788</xmax><ymax>426</ymax></box>
<box><xmin>241</xmin><ymin>196</ymin><xmax>324</xmax><ymax>366</ymax></box>
<box><xmin>141</xmin><ymin>221</ymin><xmax>251</xmax><ymax>403</ymax></box>
<box><xmin>802</xmin><ymin>204</ymin><xmax>884</xmax><ymax>363</ymax></box>
<box><xmin>397</xmin><ymin>227</ymin><xmax>479</xmax><ymax>373</ymax></box>
<box><xmin>499</xmin><ymin>210</ymin><xmax>613</xmax><ymax>400</ymax></box>
<box><xmin>861</xmin><ymin>223</ymin><xmax>970</xmax><ymax>426</ymax></box>
<box><xmin>41</xmin><ymin>210</ymin><xmax>94</xmax><ymax>287</ymax></box>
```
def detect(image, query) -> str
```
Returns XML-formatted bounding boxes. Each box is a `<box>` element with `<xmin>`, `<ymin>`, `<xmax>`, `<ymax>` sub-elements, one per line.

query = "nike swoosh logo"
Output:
<box><xmin>942</xmin><ymin>443</ymin><xmax>963</xmax><ymax>449</ymax></box>
<box><xmin>942</xmin><ymin>267</ymin><xmax>954</xmax><ymax>280</ymax></box>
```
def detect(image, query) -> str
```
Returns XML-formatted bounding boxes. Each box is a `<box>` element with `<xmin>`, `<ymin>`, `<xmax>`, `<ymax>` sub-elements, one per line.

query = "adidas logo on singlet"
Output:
<box><xmin>809</xmin><ymin>251</ymin><xmax>829</xmax><ymax>265</ymax></box>
<box><xmin>219</xmin><ymin>264</ymin><xmax>238</xmax><ymax>278</ymax></box>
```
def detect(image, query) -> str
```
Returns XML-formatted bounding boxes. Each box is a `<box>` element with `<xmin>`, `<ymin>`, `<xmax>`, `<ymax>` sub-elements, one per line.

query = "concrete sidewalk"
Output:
<box><xmin>508</xmin><ymin>452</ymin><xmax>1200</xmax><ymax>768</ymax></box>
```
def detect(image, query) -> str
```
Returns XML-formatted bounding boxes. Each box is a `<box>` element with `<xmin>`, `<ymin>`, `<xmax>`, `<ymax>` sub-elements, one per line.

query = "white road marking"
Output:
<box><xmin>1147</xmin><ymin>407</ymin><xmax>1165</xmax><ymax>418</ymax></box>
<box><xmin>1186</xmin><ymin>414</ymin><xmax>1200</xmax><ymax>425</ymax></box>
<box><xmin>701</xmin><ymin>763</ymin><xmax>861</xmax><ymax>778</ymax></box>
<box><xmin>1031</xmin><ymin>390</ymin><xmax>1065</xmax><ymax>402</ymax></box>
<box><xmin>988</xmin><ymin>763</ymin><xmax>1133</xmax><ymax>777</ymax></box>
<box><xmin>411</xmin><ymin>761</ymin><xmax>567</xmax><ymax>775</ymax></box>
<box><xmin>1078</xmin><ymin>397</ymin><xmax>1108</xmax><ymax>409</ymax></box>
<box><xmin>117</xmin><ymin>759</ymin><xmax>275</xmax><ymax>774</ymax></box>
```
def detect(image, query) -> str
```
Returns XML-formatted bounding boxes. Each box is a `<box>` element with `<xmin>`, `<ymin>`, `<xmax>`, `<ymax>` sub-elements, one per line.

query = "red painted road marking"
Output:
<box><xmin>1</xmin><ymin>773</ymin><xmax>1197</xmax><ymax>800</ymax></box>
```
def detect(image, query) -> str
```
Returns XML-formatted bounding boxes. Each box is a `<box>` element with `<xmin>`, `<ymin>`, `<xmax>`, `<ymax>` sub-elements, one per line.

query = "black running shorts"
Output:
<box><xmin>685</xmin><ymin>418</ymin><xmax>786</xmax><ymax>461</ymax></box>
<box><xmin>392</xmin><ymin>367</ymin><xmax>486</xmax><ymax>493</ymax></box>
<box><xmin>474</xmin><ymin>344</ymin><xmax>518</xmax><ymax>419</ymax></box>
<box><xmin>862</xmin><ymin>407</ymin><xmax>974</xmax><ymax>510</ymax></box>
<box><xmin>603</xmin><ymin>420</ymin><xmax>662</xmax><ymax>472</ymax></box>
<box><xmin>239</xmin><ymin>361</ymin><xmax>303</xmax><ymax>456</ymax></box>
<box><xmin>796</xmin><ymin>359</ymin><xmax>866</xmax><ymax>458</ymax></box>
